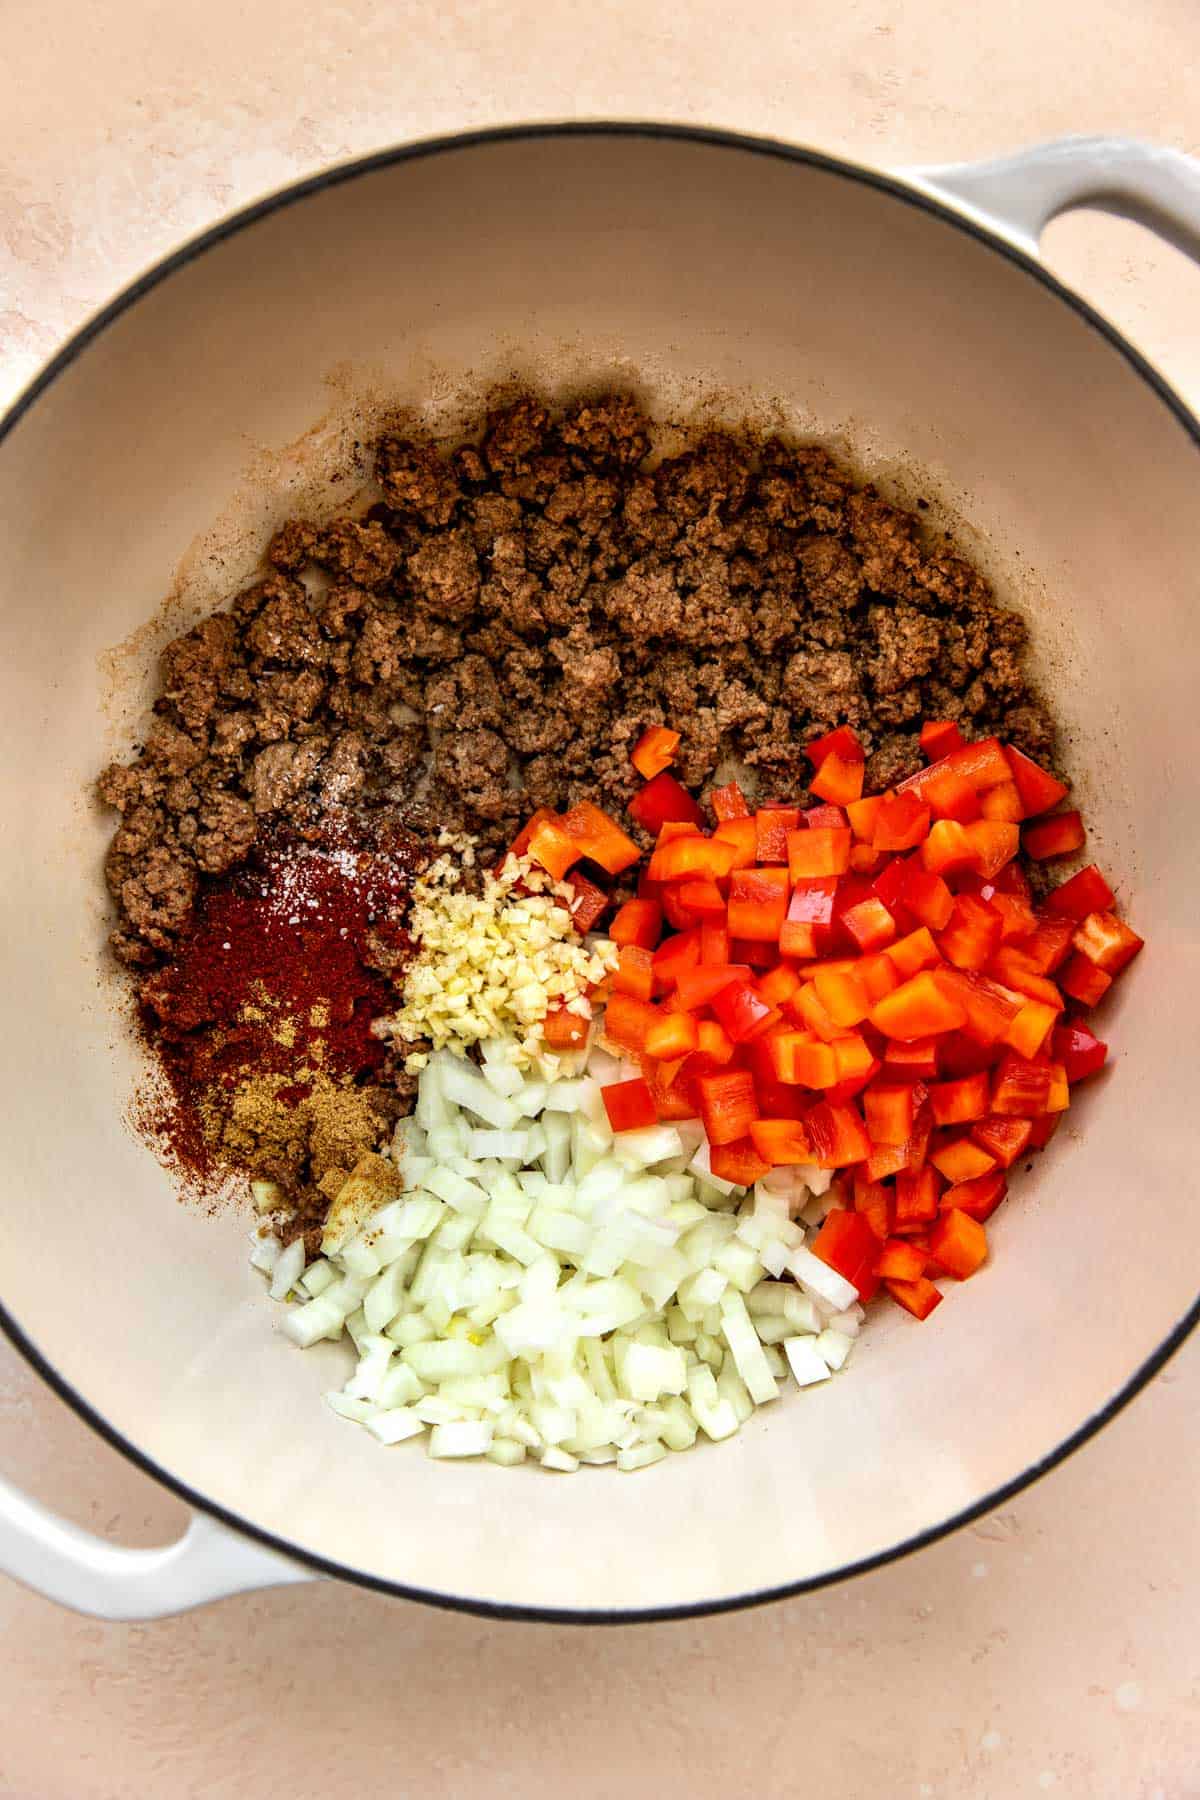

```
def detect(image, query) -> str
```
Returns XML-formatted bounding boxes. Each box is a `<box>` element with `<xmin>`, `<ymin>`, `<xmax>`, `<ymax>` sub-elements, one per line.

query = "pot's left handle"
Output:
<box><xmin>0</xmin><ymin>1472</ymin><xmax>316</xmax><ymax>1619</ymax></box>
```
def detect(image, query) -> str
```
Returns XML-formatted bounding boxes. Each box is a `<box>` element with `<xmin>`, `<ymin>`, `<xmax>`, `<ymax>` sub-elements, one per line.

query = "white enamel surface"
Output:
<box><xmin>0</xmin><ymin>132</ymin><xmax>1196</xmax><ymax>1615</ymax></box>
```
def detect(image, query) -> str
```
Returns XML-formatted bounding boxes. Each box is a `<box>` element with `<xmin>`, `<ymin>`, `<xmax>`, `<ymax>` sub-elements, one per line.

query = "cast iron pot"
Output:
<box><xmin>1</xmin><ymin>127</ymin><xmax>1198</xmax><ymax>1621</ymax></box>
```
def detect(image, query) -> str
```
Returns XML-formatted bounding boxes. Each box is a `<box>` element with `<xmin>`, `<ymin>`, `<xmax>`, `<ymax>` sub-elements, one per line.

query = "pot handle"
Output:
<box><xmin>0</xmin><ymin>1471</ymin><xmax>316</xmax><ymax>1619</ymax></box>
<box><xmin>908</xmin><ymin>135</ymin><xmax>1200</xmax><ymax>263</ymax></box>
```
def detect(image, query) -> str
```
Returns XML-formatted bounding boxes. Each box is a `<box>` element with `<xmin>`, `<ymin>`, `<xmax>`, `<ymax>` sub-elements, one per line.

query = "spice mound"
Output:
<box><xmin>139</xmin><ymin>825</ymin><xmax>423</xmax><ymax>1230</ymax></box>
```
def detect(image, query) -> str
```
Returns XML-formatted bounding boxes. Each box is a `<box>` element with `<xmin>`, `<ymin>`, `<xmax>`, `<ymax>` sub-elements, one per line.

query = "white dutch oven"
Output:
<box><xmin>0</xmin><ymin>128</ymin><xmax>1198</xmax><ymax>1622</ymax></box>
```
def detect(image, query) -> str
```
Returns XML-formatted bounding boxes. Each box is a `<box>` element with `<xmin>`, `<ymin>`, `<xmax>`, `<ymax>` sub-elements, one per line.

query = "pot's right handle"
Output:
<box><xmin>907</xmin><ymin>135</ymin><xmax>1200</xmax><ymax>264</ymax></box>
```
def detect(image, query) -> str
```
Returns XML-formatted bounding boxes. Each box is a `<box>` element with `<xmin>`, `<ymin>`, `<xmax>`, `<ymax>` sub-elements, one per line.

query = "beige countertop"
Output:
<box><xmin>1</xmin><ymin>3</ymin><xmax>1198</xmax><ymax>1794</ymax></box>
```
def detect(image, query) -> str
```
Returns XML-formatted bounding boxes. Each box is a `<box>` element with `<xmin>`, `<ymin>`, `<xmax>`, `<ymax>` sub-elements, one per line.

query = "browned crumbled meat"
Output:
<box><xmin>100</xmin><ymin>389</ymin><xmax>1055</xmax><ymax>971</ymax></box>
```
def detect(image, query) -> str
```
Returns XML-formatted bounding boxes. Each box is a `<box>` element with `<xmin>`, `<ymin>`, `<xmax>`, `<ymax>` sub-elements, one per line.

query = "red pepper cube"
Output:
<box><xmin>748</xmin><ymin>1117</ymin><xmax>813</xmax><ymax>1166</ymax></box>
<box><xmin>787</xmin><ymin>827</ymin><xmax>852</xmax><ymax>881</ymax></box>
<box><xmin>1003</xmin><ymin>744</ymin><xmax>1069</xmax><ymax>817</ymax></box>
<box><xmin>647</xmin><ymin>834</ymin><xmax>737</xmax><ymax>883</ymax></box>
<box><xmin>810</xmin><ymin>750</ymin><xmax>865</xmax><ymax>807</ymax></box>
<box><xmin>1023</xmin><ymin>809</ymin><xmax>1086</xmax><ymax>861</ymax></box>
<box><xmin>754</xmin><ymin>962</ymin><xmax>799</xmax><ymax>1010</ymax></box>
<box><xmin>698</xmin><ymin>1069</ymin><xmax>760</xmax><ymax>1146</ymax></box>
<box><xmin>1044</xmin><ymin>865</ymin><xmax>1116</xmax><ymax>920</ymax></box>
<box><xmin>940</xmin><ymin>736</ymin><xmax>1012</xmax><ymax>792</ymax></box>
<box><xmin>857</xmin><ymin>951</ymin><xmax>902</xmax><ymax>1005</ymax></box>
<box><xmin>934</xmin><ymin>969</ymin><xmax>1022</xmax><ymax>1044</ymax></box>
<box><xmin>805</xmin><ymin>725</ymin><xmax>864</xmax><ymax>768</ymax></box>
<box><xmin>989</xmin><ymin>891</ymin><xmax>1039</xmax><ymax>942</ymax></box>
<box><xmin>754</xmin><ymin>806</ymin><xmax>802</xmax><ymax>864</ymax></box>
<box><xmin>978</xmin><ymin>779</ymin><xmax>1024</xmax><ymax>824</ymax></box>
<box><xmin>564</xmin><ymin>872</ymin><xmax>610</xmax><ymax>934</ymax></box>
<box><xmin>853</xmin><ymin>1174</ymin><xmax>893</xmax><ymax>1240</ymax></box>
<box><xmin>527</xmin><ymin>817</ymin><xmax>581</xmax><ymax>880</ymax></box>
<box><xmin>937</xmin><ymin>894</ymin><xmax>1004</xmax><ymax>971</ymax></box>
<box><xmin>1059</xmin><ymin>951</ymin><xmax>1113</xmax><ymax>1008</ymax></box>
<box><xmin>813</xmin><ymin>966</ymin><xmax>871</xmax><ymax>1029</ymax></box>
<box><xmin>1028</xmin><ymin>1112</ymin><xmax>1063</xmax><ymax>1149</ymax></box>
<box><xmin>560</xmin><ymin>801</ymin><xmax>641</xmax><ymax>876</ymax></box>
<box><xmin>660</xmin><ymin>886</ymin><xmax>700</xmax><ymax>932</ymax></box>
<box><xmin>603</xmin><ymin>992</ymin><xmax>659</xmax><ymax>1054</ymax></box>
<box><xmin>631</xmin><ymin>725</ymin><xmax>681</xmax><ymax>780</ymax></box>
<box><xmin>506</xmin><ymin>807</ymin><xmax>559</xmax><ymax>861</ymax></box>
<box><xmin>873</xmin><ymin>791</ymin><xmax>931</xmax><ymax>853</ymax></box>
<box><xmin>629</xmin><ymin>771</ymin><xmax>704</xmax><ymax>836</ymax></box>
<box><xmin>710</xmin><ymin>780</ymin><xmax>750</xmax><ymax>822</ymax></box>
<box><xmin>811</xmin><ymin>1209</ymin><xmax>880</xmax><ymax>1294</ymax></box>
<box><xmin>766</xmin><ymin>1028</ymin><xmax>817</xmax><ymax>1086</ymax></box>
<box><xmin>601</xmin><ymin>1077</ymin><xmax>658</xmax><ymax>1133</ymax></box>
<box><xmin>887</xmin><ymin>927</ymin><xmax>942</xmax><ymax>980</ymax></box>
<box><xmin>885</xmin><ymin>1275</ymin><xmax>943</xmax><ymax>1320</ymax></box>
<box><xmin>963</xmin><ymin>820</ymin><xmax>1020</xmax><ymax>881</ymax></box>
<box><xmin>884</xmin><ymin>1036</ymin><xmax>940</xmax><ymax>1080</ymax></box>
<box><xmin>991</xmin><ymin>1051</ymin><xmax>1052</xmax><ymax>1116</ymax></box>
<box><xmin>779</xmin><ymin>877</ymin><xmax>838</xmax><ymax>959</ymax></box>
<box><xmin>863</xmin><ymin>1083</ymin><xmax>917</xmax><ymax>1145</ymax></box>
<box><xmin>1015</xmin><ymin>912</ymin><xmax>1076</xmax><ymax>975</ymax></box>
<box><xmin>841</xmin><ymin>896</ymin><xmax>897</xmax><ymax>954</ymax></box>
<box><xmin>901</xmin><ymin>864</ymin><xmax>955</xmax><ymax>932</ymax></box>
<box><xmin>871</xmin><ymin>970</ymin><xmax>967</xmax><ymax>1040</ymax></box>
<box><xmin>875</xmin><ymin>1237</ymin><xmax>928</xmax><ymax>1281</ymax></box>
<box><xmin>711</xmin><ymin>817</ymin><xmax>758</xmax><ymax>870</ymax></box>
<box><xmin>970</xmin><ymin>1115</ymin><xmax>1033</xmax><ymax>1168</ymax></box>
<box><xmin>920</xmin><ymin>719</ymin><xmax>964</xmax><ymax>760</ymax></box>
<box><xmin>894</xmin><ymin>1166</ymin><xmax>942</xmax><ymax>1231</ymax></box>
<box><xmin>612</xmin><ymin>944</ymin><xmax>655</xmax><ymax>1001</ymax></box>
<box><xmin>928</xmin><ymin>1070</ymin><xmax>991</xmax><ymax>1126</ymax></box>
<box><xmin>928</xmin><ymin>1208</ymin><xmax>988</xmax><ymax>1279</ymax></box>
<box><xmin>542</xmin><ymin>1005</ymin><xmax>590</xmax><ymax>1049</ymax></box>
<box><xmin>1072</xmin><ymin>909</ymin><xmax>1144</xmax><ymax>975</ymax></box>
<box><xmin>940</xmin><ymin>1169</ymin><xmax>1007</xmax><ymax>1222</ymax></box>
<box><xmin>1045</xmin><ymin>1061</ymin><xmax>1071</xmax><ymax>1112</ymax></box>
<box><xmin>804</xmin><ymin>804</ymin><xmax>849</xmax><ymax>831</ymax></box>
<box><xmin>792</xmin><ymin>981</ymin><xmax>842</xmax><ymax>1043</ymax></box>
<box><xmin>708</xmin><ymin>1136</ymin><xmax>772</xmax><ymax>1186</ymax></box>
<box><xmin>644</xmin><ymin>1010</ymin><xmax>699</xmax><ymax>1061</ymax></box>
<box><xmin>700</xmin><ymin>916</ymin><xmax>731</xmax><ymax>965</ymax></box>
<box><xmin>921</xmin><ymin>819</ymin><xmax>977</xmax><ymax>875</ymax></box>
<box><xmin>922</xmin><ymin>767</ymin><xmax>983</xmax><ymax>824</ymax></box>
<box><xmin>1003</xmin><ymin>997</ymin><xmax>1059</xmax><ymax>1060</ymax></box>
<box><xmin>675</xmin><ymin>878</ymin><xmax>726</xmax><ymax>920</ymax></box>
<box><xmin>1051</xmin><ymin>1020</ymin><xmax>1108</xmax><ymax>1083</ymax></box>
<box><xmin>846</xmin><ymin>795</ymin><xmax>883</xmax><ymax>842</ymax></box>
<box><xmin>711</xmin><ymin>978</ymin><xmax>782</xmax><ymax>1044</ymax></box>
<box><xmin>727</xmin><ymin>866</ymin><xmax>790</xmax><ymax>941</ymax></box>
<box><xmin>930</xmin><ymin>1135</ymin><xmax>997</xmax><ymax>1183</ymax></box>
<box><xmin>803</xmin><ymin>1101</ymin><xmax>873</xmax><ymax>1169</ymax></box>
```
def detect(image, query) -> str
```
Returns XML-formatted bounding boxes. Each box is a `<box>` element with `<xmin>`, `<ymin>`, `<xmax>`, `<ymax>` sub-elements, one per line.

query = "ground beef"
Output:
<box><xmin>99</xmin><ymin>389</ymin><xmax>1057</xmax><ymax>972</ymax></box>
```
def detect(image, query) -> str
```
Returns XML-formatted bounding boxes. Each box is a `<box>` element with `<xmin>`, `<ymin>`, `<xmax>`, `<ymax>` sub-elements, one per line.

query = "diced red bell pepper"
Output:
<box><xmin>936</xmin><ymin>1031</ymin><xmax>1004</xmax><ymax>1079</ymax></box>
<box><xmin>1045</xmin><ymin>1062</ymin><xmax>1071</xmax><ymax>1112</ymax></box>
<box><xmin>792</xmin><ymin>981</ymin><xmax>843</xmax><ymax>1043</ymax></box>
<box><xmin>992</xmin><ymin>859</ymin><xmax>1033</xmax><ymax>900</ymax></box>
<box><xmin>779</xmin><ymin>877</ymin><xmax>838</xmax><ymax>958</ymax></box>
<box><xmin>710</xmin><ymin>780</ymin><xmax>750</xmax><ymax>822</ymax></box>
<box><xmin>1051</xmin><ymin>1020</ymin><xmax>1108</xmax><ymax>1083</ymax></box>
<box><xmin>804</xmin><ymin>804</ymin><xmax>849</xmax><ymax>831</ymax></box>
<box><xmin>938</xmin><ymin>894</ymin><xmax>1004</xmax><ymax>971</ymax></box>
<box><xmin>1024</xmin><ymin>810</ymin><xmax>1086</xmax><ymax>861</ymax></box>
<box><xmin>921</xmin><ymin>819</ymin><xmax>977</xmax><ymax>875</ymax></box>
<box><xmin>863</xmin><ymin>1082</ymin><xmax>917</xmax><ymax>1145</ymax></box>
<box><xmin>850</xmin><ymin>844</ymin><xmax>883</xmax><ymax>879</ymax></box>
<box><xmin>1003</xmin><ymin>744</ymin><xmax>1069</xmax><ymax>817</ymax></box>
<box><xmin>712</xmin><ymin>816</ymin><xmax>758</xmax><ymax>869</ymax></box>
<box><xmin>812</xmin><ymin>1209</ymin><xmax>880</xmax><ymax>1296</ymax></box>
<box><xmin>561</xmin><ymin>802</ymin><xmax>641</xmax><ymax>875</ymax></box>
<box><xmin>988</xmin><ymin>891</ymin><xmax>1039</xmax><ymax>943</ymax></box>
<box><xmin>803</xmin><ymin>1101</ymin><xmax>873</xmax><ymax>1169</ymax></box>
<box><xmin>853</xmin><ymin>1174</ymin><xmax>893</xmax><ymax>1240</ymax></box>
<box><xmin>708</xmin><ymin>1136</ymin><xmax>772</xmax><ymax>1186</ymax></box>
<box><xmin>613</xmin><ymin>943</ymin><xmax>655</xmax><ymax>1001</ymax></box>
<box><xmin>875</xmin><ymin>1237</ymin><xmax>928</xmax><ymax>1281</ymax></box>
<box><xmin>748</xmin><ymin>1117</ymin><xmax>813</xmax><ymax>1166</ymax></box>
<box><xmin>847</xmin><ymin>795</ymin><xmax>883</xmax><ymax>842</ymax></box>
<box><xmin>527</xmin><ymin>816</ymin><xmax>581</xmax><ymax>880</ymax></box>
<box><xmin>629</xmin><ymin>771</ymin><xmax>704</xmax><ymax>836</ymax></box>
<box><xmin>805</xmin><ymin>725</ymin><xmax>864</xmax><ymax>768</ymax></box>
<box><xmin>650</xmin><ymin>927</ymin><xmax>702</xmax><ymax>992</ymax></box>
<box><xmin>1059</xmin><ymin>952</ymin><xmax>1113</xmax><ymax>1008</ymax></box>
<box><xmin>885</xmin><ymin>1274</ymin><xmax>943</xmax><ymax>1320</ymax></box>
<box><xmin>780</xmin><ymin>1035</ymin><xmax>839</xmax><ymax>1089</ymax></box>
<box><xmin>963</xmin><ymin>820</ymin><xmax>1020</xmax><ymax>881</ymax></box>
<box><xmin>894</xmin><ymin>1166</ymin><xmax>941</xmax><ymax>1231</ymax></box>
<box><xmin>923</xmin><ymin>767</ymin><xmax>984</xmax><ymax>824</ymax></box>
<box><xmin>971</xmin><ymin>1115</ymin><xmax>1033</xmax><ymax>1168</ymax></box>
<box><xmin>601</xmin><ymin>1077</ymin><xmax>658</xmax><ymax>1133</ymax></box>
<box><xmin>871</xmin><ymin>970</ymin><xmax>966</xmax><ymax>1040</ymax></box>
<box><xmin>930</xmin><ymin>1135</ymin><xmax>997</xmax><ymax>1183</ymax></box>
<box><xmin>1044</xmin><ymin>864</ymin><xmax>1116</xmax><ymax>920</ymax></box>
<box><xmin>1015</xmin><ymin>913</ymin><xmax>1076</xmax><ymax>975</ymax></box>
<box><xmin>813</xmin><ymin>966</ymin><xmax>870</xmax><ymax>1029</ymax></box>
<box><xmin>857</xmin><ymin>952</ymin><xmax>902</xmax><ymax>1005</ymax></box>
<box><xmin>940</xmin><ymin>1169</ymin><xmax>1007</xmax><ymax>1222</ymax></box>
<box><xmin>831</xmin><ymin>1032</ymin><xmax>877</xmax><ymax>1083</ymax></box>
<box><xmin>810</xmin><ymin>750</ymin><xmax>866</xmax><ymax>806</ymax></box>
<box><xmin>564</xmin><ymin>872</ymin><xmax>609</xmax><ymax>933</ymax></box>
<box><xmin>901</xmin><ymin>864</ymin><xmax>954</xmax><ymax>932</ymax></box>
<box><xmin>840</xmin><ymin>897</ymin><xmax>897</xmax><ymax>954</ymax></box>
<box><xmin>660</xmin><ymin>886</ymin><xmax>701</xmax><ymax>932</ymax></box>
<box><xmin>1072</xmin><ymin>910</ymin><xmax>1144</xmax><ymax>975</ymax></box>
<box><xmin>920</xmin><ymin>719</ymin><xmax>965</xmax><ymax>760</ymax></box>
<box><xmin>631</xmin><ymin>725</ymin><xmax>681</xmax><ymax>780</ymax></box>
<box><xmin>933</xmin><ymin>968</ymin><xmax>1023</xmax><ymax>1043</ymax></box>
<box><xmin>978</xmin><ymin>779</ymin><xmax>1024</xmax><ymax>824</ymax></box>
<box><xmin>787</xmin><ymin>826</ymin><xmax>852</xmax><ymax>881</ymax></box>
<box><xmin>711</xmin><ymin>979</ymin><xmax>782</xmax><ymax>1044</ymax></box>
<box><xmin>647</xmin><ymin>835</ymin><xmax>737</xmax><ymax>883</ymax></box>
<box><xmin>506</xmin><ymin>807</ymin><xmax>558</xmax><ymax>861</ymax></box>
<box><xmin>753</xmin><ymin>963</ymin><xmax>799</xmax><ymax>1010</ymax></box>
<box><xmin>928</xmin><ymin>1208</ymin><xmax>988</xmax><ymax>1279</ymax></box>
<box><xmin>644</xmin><ymin>1059</ymin><xmax>701</xmax><ymax>1121</ymax></box>
<box><xmin>754</xmin><ymin>806</ymin><xmax>801</xmax><ymax>864</ymax></box>
<box><xmin>928</xmin><ymin>1071</ymin><xmax>991</xmax><ymax>1126</ymax></box>
<box><xmin>991</xmin><ymin>1051</ymin><xmax>1052</xmax><ymax>1116</ymax></box>
<box><xmin>700</xmin><ymin>916</ymin><xmax>731</xmax><ymax>965</ymax></box>
<box><xmin>541</xmin><ymin>1004</ymin><xmax>590</xmax><ymax>1048</ymax></box>
<box><xmin>693</xmin><ymin>1018</ymin><xmax>736</xmax><ymax>1069</ymax></box>
<box><xmin>603</xmin><ymin>991</ymin><xmax>658</xmax><ymax>1053</ymax></box>
<box><xmin>1003</xmin><ymin>998</ymin><xmax>1059</xmax><ymax>1060</ymax></box>
<box><xmin>884</xmin><ymin>1037</ymin><xmax>940</xmax><ymax>1080</ymax></box>
<box><xmin>870</xmin><ymin>855</ymin><xmax>911</xmax><ymax>915</ymax></box>
<box><xmin>698</xmin><ymin>1069</ymin><xmax>760</xmax><ymax>1147</ymax></box>
<box><xmin>939</xmin><ymin>735</ymin><xmax>1012</xmax><ymax>792</ymax></box>
<box><xmin>865</xmin><ymin>1142</ymin><xmax>908</xmax><ymax>1181</ymax></box>
<box><xmin>886</xmin><ymin>927</ymin><xmax>942</xmax><ymax>980</ymax></box>
<box><xmin>644</xmin><ymin>1010</ymin><xmax>699</xmax><ymax>1061</ymax></box>
<box><xmin>1028</xmin><ymin>1112</ymin><xmax>1063</xmax><ymax>1149</ymax></box>
<box><xmin>673</xmin><ymin>878</ymin><xmax>725</xmax><ymax>921</ymax></box>
<box><xmin>873</xmin><ymin>791</ymin><xmax>931</xmax><ymax>853</ymax></box>
<box><xmin>727</xmin><ymin>867</ymin><xmax>789</xmax><ymax>941</ymax></box>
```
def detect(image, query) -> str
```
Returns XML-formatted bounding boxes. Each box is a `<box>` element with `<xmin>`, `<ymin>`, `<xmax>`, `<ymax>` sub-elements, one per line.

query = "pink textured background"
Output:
<box><xmin>1</xmin><ymin>2</ymin><xmax>1198</xmax><ymax>1793</ymax></box>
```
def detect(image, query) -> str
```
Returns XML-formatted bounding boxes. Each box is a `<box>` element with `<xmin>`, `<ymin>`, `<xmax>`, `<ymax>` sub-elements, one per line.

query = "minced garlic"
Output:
<box><xmin>377</xmin><ymin>849</ymin><xmax>617</xmax><ymax>1068</ymax></box>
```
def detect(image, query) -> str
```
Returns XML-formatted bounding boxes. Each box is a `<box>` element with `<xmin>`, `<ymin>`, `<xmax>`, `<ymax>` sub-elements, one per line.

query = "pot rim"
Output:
<box><xmin>2</xmin><ymin>119</ymin><xmax>1197</xmax><ymax>1625</ymax></box>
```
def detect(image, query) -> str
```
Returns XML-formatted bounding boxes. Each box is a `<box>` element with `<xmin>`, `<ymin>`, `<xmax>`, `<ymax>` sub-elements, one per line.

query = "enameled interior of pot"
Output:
<box><xmin>0</xmin><ymin>133</ymin><xmax>1195</xmax><ymax>1613</ymax></box>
